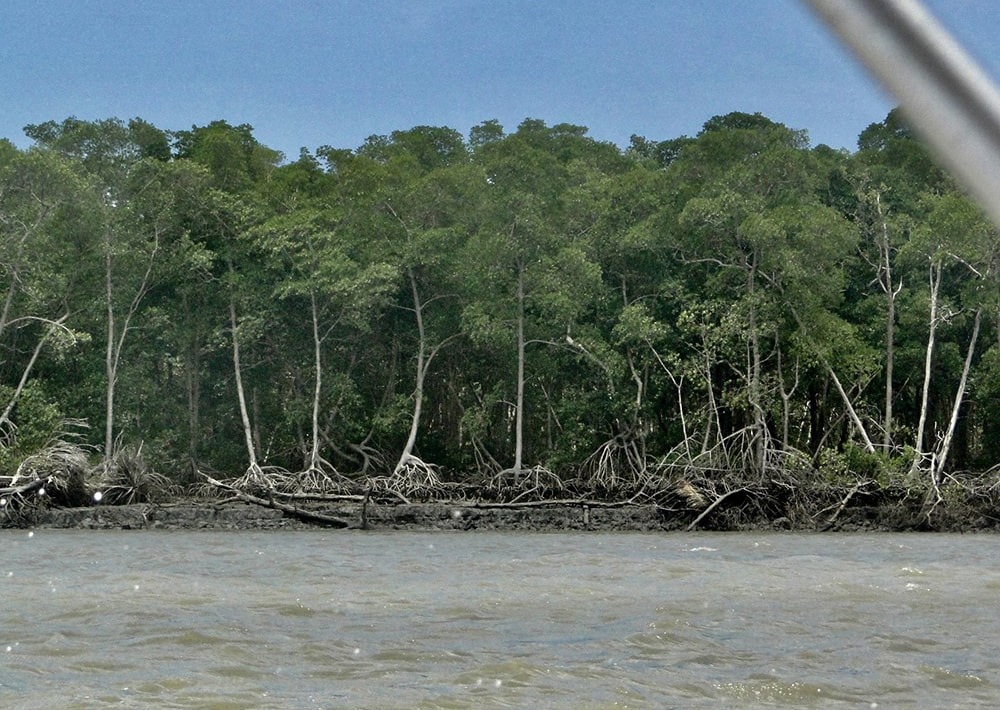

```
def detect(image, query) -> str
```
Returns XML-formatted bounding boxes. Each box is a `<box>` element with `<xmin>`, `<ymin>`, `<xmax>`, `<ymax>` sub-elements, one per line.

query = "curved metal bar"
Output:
<box><xmin>805</xmin><ymin>0</ymin><xmax>1000</xmax><ymax>227</ymax></box>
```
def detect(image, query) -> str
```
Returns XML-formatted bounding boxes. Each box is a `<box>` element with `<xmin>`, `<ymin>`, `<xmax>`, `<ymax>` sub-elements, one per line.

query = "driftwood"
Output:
<box><xmin>203</xmin><ymin>476</ymin><xmax>354</xmax><ymax>528</ymax></box>
<box><xmin>1</xmin><ymin>476</ymin><xmax>51</xmax><ymax>498</ymax></box>
<box><xmin>0</xmin><ymin>476</ymin><xmax>52</xmax><ymax>524</ymax></box>
<box><xmin>686</xmin><ymin>487</ymin><xmax>749</xmax><ymax>531</ymax></box>
<box><xmin>467</xmin><ymin>497</ymin><xmax>644</xmax><ymax>509</ymax></box>
<box><xmin>264</xmin><ymin>490</ymin><xmax>368</xmax><ymax>503</ymax></box>
<box><xmin>819</xmin><ymin>482</ymin><xmax>869</xmax><ymax>531</ymax></box>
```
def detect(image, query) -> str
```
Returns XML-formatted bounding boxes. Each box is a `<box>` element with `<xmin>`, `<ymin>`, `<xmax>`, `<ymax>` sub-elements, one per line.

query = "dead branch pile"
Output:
<box><xmin>485</xmin><ymin>466</ymin><xmax>565</xmax><ymax>503</ymax></box>
<box><xmin>1</xmin><ymin>438</ymin><xmax>92</xmax><ymax>525</ymax></box>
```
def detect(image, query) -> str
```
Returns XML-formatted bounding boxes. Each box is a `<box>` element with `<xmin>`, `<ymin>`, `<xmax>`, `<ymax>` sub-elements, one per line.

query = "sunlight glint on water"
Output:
<box><xmin>1</xmin><ymin>530</ymin><xmax>998</xmax><ymax>709</ymax></box>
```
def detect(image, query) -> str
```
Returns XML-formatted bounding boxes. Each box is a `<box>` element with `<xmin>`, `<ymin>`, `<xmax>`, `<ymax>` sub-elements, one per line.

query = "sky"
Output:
<box><xmin>3</xmin><ymin>0</ymin><xmax>999</xmax><ymax>162</ymax></box>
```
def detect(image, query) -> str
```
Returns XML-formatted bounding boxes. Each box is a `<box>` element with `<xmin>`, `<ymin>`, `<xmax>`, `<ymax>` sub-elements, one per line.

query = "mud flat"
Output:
<box><xmin>28</xmin><ymin>496</ymin><xmax>1000</xmax><ymax>532</ymax></box>
<box><xmin>34</xmin><ymin>501</ymin><xmax>669</xmax><ymax>532</ymax></box>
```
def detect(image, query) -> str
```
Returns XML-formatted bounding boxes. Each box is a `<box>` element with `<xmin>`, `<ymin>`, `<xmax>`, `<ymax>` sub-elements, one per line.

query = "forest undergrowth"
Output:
<box><xmin>4</xmin><ymin>431</ymin><xmax>999</xmax><ymax>531</ymax></box>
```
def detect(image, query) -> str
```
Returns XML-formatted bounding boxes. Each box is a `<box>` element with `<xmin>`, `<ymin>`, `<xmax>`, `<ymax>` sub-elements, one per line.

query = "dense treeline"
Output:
<box><xmin>1</xmin><ymin>110</ymin><xmax>998</xmax><ymax>508</ymax></box>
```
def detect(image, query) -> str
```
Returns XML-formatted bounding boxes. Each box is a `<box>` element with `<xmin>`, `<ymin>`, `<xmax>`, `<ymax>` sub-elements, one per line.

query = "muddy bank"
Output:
<box><xmin>35</xmin><ymin>501</ymin><xmax>670</xmax><ymax>532</ymax></box>
<box><xmin>27</xmin><ymin>497</ymin><xmax>1000</xmax><ymax>532</ymax></box>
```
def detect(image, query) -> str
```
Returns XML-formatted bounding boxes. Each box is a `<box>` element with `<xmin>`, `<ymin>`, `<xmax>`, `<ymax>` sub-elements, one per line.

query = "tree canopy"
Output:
<box><xmin>1</xmin><ymin>111</ymin><xmax>997</xmax><ymax>509</ymax></box>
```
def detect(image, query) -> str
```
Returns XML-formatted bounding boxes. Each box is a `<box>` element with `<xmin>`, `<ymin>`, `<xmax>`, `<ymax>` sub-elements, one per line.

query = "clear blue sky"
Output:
<box><xmin>3</xmin><ymin>1</ymin><xmax>998</xmax><ymax>161</ymax></box>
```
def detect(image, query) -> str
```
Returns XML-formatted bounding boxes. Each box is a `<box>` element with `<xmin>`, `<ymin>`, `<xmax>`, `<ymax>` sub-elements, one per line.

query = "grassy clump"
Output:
<box><xmin>97</xmin><ymin>443</ymin><xmax>173</xmax><ymax>505</ymax></box>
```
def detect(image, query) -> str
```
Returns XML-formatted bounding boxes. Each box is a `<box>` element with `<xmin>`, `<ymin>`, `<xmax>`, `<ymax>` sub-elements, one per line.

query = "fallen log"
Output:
<box><xmin>466</xmin><ymin>497</ymin><xmax>644</xmax><ymax>509</ymax></box>
<box><xmin>685</xmin><ymin>487</ymin><xmax>749</xmax><ymax>531</ymax></box>
<box><xmin>819</xmin><ymin>481</ymin><xmax>870</xmax><ymax>531</ymax></box>
<box><xmin>266</xmin><ymin>490</ymin><xmax>368</xmax><ymax>503</ymax></box>
<box><xmin>0</xmin><ymin>476</ymin><xmax>51</xmax><ymax>498</ymax></box>
<box><xmin>203</xmin><ymin>476</ymin><xmax>354</xmax><ymax>528</ymax></box>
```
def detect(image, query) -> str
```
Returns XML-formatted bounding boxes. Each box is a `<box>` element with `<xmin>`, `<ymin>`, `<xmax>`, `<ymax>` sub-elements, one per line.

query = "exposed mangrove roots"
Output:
<box><xmin>202</xmin><ymin>474</ymin><xmax>354</xmax><ymax>528</ymax></box>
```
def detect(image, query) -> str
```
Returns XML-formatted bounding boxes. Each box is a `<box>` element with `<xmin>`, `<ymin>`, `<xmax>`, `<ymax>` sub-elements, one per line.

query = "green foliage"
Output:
<box><xmin>0</xmin><ymin>382</ymin><xmax>65</xmax><ymax>474</ymax></box>
<box><xmin>817</xmin><ymin>443</ymin><xmax>904</xmax><ymax>486</ymax></box>
<box><xmin>173</xmin><ymin>120</ymin><xmax>281</xmax><ymax>190</ymax></box>
<box><xmin>0</xmin><ymin>108</ymin><xmax>996</xmax><ymax>498</ymax></box>
<box><xmin>973</xmin><ymin>347</ymin><xmax>1000</xmax><ymax>467</ymax></box>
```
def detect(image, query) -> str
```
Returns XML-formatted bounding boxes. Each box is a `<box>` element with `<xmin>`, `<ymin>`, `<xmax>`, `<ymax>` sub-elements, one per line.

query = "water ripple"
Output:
<box><xmin>3</xmin><ymin>530</ymin><xmax>1000</xmax><ymax>708</ymax></box>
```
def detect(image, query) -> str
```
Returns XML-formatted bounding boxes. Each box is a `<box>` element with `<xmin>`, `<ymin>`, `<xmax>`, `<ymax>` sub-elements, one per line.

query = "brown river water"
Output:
<box><xmin>1</xmin><ymin>529</ymin><xmax>998</xmax><ymax>708</ymax></box>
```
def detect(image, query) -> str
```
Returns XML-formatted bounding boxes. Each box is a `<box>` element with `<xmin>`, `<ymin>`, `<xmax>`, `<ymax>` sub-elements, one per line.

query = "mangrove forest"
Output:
<box><xmin>2</xmin><ymin>109</ymin><xmax>999</xmax><ymax>529</ymax></box>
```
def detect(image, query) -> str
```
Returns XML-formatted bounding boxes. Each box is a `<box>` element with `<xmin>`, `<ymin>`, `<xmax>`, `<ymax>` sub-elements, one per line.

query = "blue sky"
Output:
<box><xmin>3</xmin><ymin>1</ymin><xmax>998</xmax><ymax>161</ymax></box>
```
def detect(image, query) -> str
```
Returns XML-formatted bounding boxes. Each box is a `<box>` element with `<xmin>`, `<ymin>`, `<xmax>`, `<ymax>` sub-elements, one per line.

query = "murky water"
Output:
<box><xmin>1</xmin><ymin>529</ymin><xmax>998</xmax><ymax>709</ymax></box>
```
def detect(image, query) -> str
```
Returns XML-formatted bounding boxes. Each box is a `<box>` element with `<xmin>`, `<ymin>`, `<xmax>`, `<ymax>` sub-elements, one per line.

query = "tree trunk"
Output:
<box><xmin>513</xmin><ymin>260</ymin><xmax>526</xmax><ymax>473</ymax></box>
<box><xmin>395</xmin><ymin>267</ymin><xmax>426</xmax><ymax>473</ymax></box>
<box><xmin>0</xmin><ymin>273</ymin><xmax>18</xmax><ymax>343</ymax></box>
<box><xmin>825</xmin><ymin>361</ymin><xmax>876</xmax><ymax>454</ymax></box>
<box><xmin>933</xmin><ymin>308</ymin><xmax>982</xmax><ymax>483</ymax></box>
<box><xmin>883</xmin><ymin>283</ymin><xmax>896</xmax><ymax>450</ymax></box>
<box><xmin>873</xmin><ymin>192</ymin><xmax>900</xmax><ymax>450</ymax></box>
<box><xmin>776</xmin><ymin>337</ymin><xmax>799</xmax><ymax>451</ymax></box>
<box><xmin>309</xmin><ymin>291</ymin><xmax>323</xmax><ymax>471</ymax></box>
<box><xmin>102</xmin><ymin>222</ymin><xmax>159</xmax><ymax>464</ymax></box>
<box><xmin>104</xmin><ymin>232</ymin><xmax>116</xmax><ymax>463</ymax></box>
<box><xmin>912</xmin><ymin>261</ymin><xmax>942</xmax><ymax>473</ymax></box>
<box><xmin>229</xmin><ymin>298</ymin><xmax>259</xmax><ymax>470</ymax></box>
<box><xmin>0</xmin><ymin>208</ymin><xmax>50</xmax><ymax>342</ymax></box>
<box><xmin>184</xmin><ymin>297</ymin><xmax>202</xmax><ymax>473</ymax></box>
<box><xmin>745</xmin><ymin>256</ymin><xmax>767</xmax><ymax>473</ymax></box>
<box><xmin>700</xmin><ymin>326</ymin><xmax>721</xmax><ymax>455</ymax></box>
<box><xmin>0</xmin><ymin>316</ymin><xmax>69</xmax><ymax>430</ymax></box>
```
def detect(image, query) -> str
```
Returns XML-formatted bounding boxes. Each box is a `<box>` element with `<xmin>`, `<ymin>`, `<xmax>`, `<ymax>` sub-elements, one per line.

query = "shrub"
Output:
<box><xmin>98</xmin><ymin>443</ymin><xmax>172</xmax><ymax>505</ymax></box>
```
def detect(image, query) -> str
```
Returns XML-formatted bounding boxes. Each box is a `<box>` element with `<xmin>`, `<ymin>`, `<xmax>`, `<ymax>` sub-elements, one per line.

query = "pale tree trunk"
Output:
<box><xmin>912</xmin><ymin>261</ymin><xmax>942</xmax><ymax>473</ymax></box>
<box><xmin>699</xmin><ymin>327</ymin><xmax>722</xmax><ymax>455</ymax></box>
<box><xmin>883</xmin><ymin>281</ymin><xmax>897</xmax><ymax>449</ymax></box>
<box><xmin>383</xmin><ymin>205</ymin><xmax>451</xmax><ymax>478</ymax></box>
<box><xmin>932</xmin><ymin>307</ymin><xmax>982</xmax><ymax>483</ymax></box>
<box><xmin>0</xmin><ymin>315</ymin><xmax>70</xmax><ymax>434</ymax></box>
<box><xmin>745</xmin><ymin>257</ymin><xmax>767</xmax><ymax>473</ymax></box>
<box><xmin>103</xmin><ymin>224</ymin><xmax>159</xmax><ymax>463</ymax></box>
<box><xmin>620</xmin><ymin>279</ymin><xmax>645</xmax><ymax>427</ymax></box>
<box><xmin>383</xmin><ymin>204</ymin><xmax>424</xmax><ymax>474</ymax></box>
<box><xmin>104</xmin><ymin>235</ymin><xmax>117</xmax><ymax>463</ymax></box>
<box><xmin>775</xmin><ymin>337</ymin><xmax>799</xmax><ymax>451</ymax></box>
<box><xmin>872</xmin><ymin>193</ymin><xmax>902</xmax><ymax>450</ymax></box>
<box><xmin>513</xmin><ymin>260</ymin><xmax>526</xmax><ymax>473</ymax></box>
<box><xmin>395</xmin><ymin>268</ymin><xmax>426</xmax><ymax>473</ymax></box>
<box><xmin>625</xmin><ymin>350</ymin><xmax>644</xmax><ymax>422</ymax></box>
<box><xmin>660</xmin><ymin>360</ymin><xmax>693</xmax><ymax>460</ymax></box>
<box><xmin>789</xmin><ymin>306</ymin><xmax>875</xmax><ymax>454</ymax></box>
<box><xmin>229</xmin><ymin>298</ymin><xmax>259</xmax><ymax>471</ymax></box>
<box><xmin>0</xmin><ymin>205</ymin><xmax>66</xmax><ymax>441</ymax></box>
<box><xmin>0</xmin><ymin>272</ymin><xmax>19</xmax><ymax>343</ymax></box>
<box><xmin>308</xmin><ymin>291</ymin><xmax>323</xmax><ymax>471</ymax></box>
<box><xmin>825</xmin><ymin>361</ymin><xmax>877</xmax><ymax>454</ymax></box>
<box><xmin>0</xmin><ymin>202</ymin><xmax>54</xmax><ymax>342</ymax></box>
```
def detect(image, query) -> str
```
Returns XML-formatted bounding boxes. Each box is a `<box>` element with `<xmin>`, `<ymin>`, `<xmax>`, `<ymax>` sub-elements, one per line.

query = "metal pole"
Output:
<box><xmin>804</xmin><ymin>0</ymin><xmax>1000</xmax><ymax>227</ymax></box>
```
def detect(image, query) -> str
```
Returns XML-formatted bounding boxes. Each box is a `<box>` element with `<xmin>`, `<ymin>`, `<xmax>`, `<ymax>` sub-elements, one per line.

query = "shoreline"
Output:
<box><xmin>24</xmin><ymin>498</ymin><xmax>1000</xmax><ymax>533</ymax></box>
